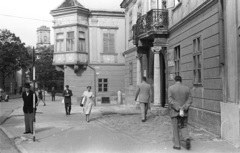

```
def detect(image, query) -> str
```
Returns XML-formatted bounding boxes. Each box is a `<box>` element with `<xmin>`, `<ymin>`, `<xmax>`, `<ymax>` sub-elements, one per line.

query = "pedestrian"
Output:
<box><xmin>22</xmin><ymin>83</ymin><xmax>38</xmax><ymax>134</ymax></box>
<box><xmin>37</xmin><ymin>88</ymin><xmax>46</xmax><ymax>106</ymax></box>
<box><xmin>82</xmin><ymin>86</ymin><xmax>94</xmax><ymax>122</ymax></box>
<box><xmin>51</xmin><ymin>87</ymin><xmax>56</xmax><ymax>101</ymax></box>
<box><xmin>63</xmin><ymin>85</ymin><xmax>73</xmax><ymax>115</ymax></box>
<box><xmin>135</xmin><ymin>77</ymin><xmax>152</xmax><ymax>122</ymax></box>
<box><xmin>168</xmin><ymin>76</ymin><xmax>192</xmax><ymax>150</ymax></box>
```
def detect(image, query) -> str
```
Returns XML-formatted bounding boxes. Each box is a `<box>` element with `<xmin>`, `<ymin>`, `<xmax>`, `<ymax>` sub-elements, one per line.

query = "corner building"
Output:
<box><xmin>121</xmin><ymin>0</ymin><xmax>240</xmax><ymax>147</ymax></box>
<box><xmin>51</xmin><ymin>0</ymin><xmax>125</xmax><ymax>104</ymax></box>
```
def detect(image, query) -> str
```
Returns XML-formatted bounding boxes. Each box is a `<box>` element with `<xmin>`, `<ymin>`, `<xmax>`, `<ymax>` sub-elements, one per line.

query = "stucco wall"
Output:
<box><xmin>168</xmin><ymin>2</ymin><xmax>221</xmax><ymax>135</ymax></box>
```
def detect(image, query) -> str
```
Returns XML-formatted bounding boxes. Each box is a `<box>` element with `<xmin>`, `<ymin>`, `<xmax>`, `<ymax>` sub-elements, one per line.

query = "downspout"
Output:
<box><xmin>87</xmin><ymin>15</ymin><xmax>97</xmax><ymax>106</ymax></box>
<box><xmin>218</xmin><ymin>0</ymin><xmax>226</xmax><ymax>102</ymax></box>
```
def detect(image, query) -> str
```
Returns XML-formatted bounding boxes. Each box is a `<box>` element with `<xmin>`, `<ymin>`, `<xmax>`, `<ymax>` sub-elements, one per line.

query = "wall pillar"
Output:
<box><xmin>151</xmin><ymin>38</ymin><xmax>168</xmax><ymax>109</ymax></box>
<box><xmin>152</xmin><ymin>48</ymin><xmax>161</xmax><ymax>107</ymax></box>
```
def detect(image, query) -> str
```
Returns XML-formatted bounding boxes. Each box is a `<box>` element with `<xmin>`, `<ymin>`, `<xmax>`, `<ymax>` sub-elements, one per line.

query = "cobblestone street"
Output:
<box><xmin>95</xmin><ymin>105</ymin><xmax>221</xmax><ymax>145</ymax></box>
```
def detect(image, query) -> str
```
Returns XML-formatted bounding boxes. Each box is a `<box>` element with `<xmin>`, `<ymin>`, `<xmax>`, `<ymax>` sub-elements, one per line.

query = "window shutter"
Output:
<box><xmin>103</xmin><ymin>33</ymin><xmax>109</xmax><ymax>53</ymax></box>
<box><xmin>109</xmin><ymin>33</ymin><xmax>115</xmax><ymax>53</ymax></box>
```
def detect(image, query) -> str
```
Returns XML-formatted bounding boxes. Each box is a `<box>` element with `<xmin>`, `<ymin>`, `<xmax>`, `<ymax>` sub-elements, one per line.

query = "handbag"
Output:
<box><xmin>80</xmin><ymin>96</ymin><xmax>86</xmax><ymax>107</ymax></box>
<box><xmin>62</xmin><ymin>98</ymin><xmax>64</xmax><ymax>104</ymax></box>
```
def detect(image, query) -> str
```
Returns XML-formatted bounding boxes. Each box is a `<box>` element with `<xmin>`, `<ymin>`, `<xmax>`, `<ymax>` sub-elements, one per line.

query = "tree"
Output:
<box><xmin>0</xmin><ymin>29</ymin><xmax>31</xmax><ymax>90</ymax></box>
<box><xmin>35</xmin><ymin>46</ymin><xmax>64</xmax><ymax>92</ymax></box>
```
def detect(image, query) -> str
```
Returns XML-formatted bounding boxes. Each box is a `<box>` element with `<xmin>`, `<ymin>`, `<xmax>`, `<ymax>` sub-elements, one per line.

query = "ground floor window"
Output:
<box><xmin>98</xmin><ymin>78</ymin><xmax>108</xmax><ymax>92</ymax></box>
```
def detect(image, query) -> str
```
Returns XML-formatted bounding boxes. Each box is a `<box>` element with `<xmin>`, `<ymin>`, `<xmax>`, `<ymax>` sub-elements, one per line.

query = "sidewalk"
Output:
<box><xmin>1</xmin><ymin>96</ymin><xmax>239</xmax><ymax>153</ymax></box>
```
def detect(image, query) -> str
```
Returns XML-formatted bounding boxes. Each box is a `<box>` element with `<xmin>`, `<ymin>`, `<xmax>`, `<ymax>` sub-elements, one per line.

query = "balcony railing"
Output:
<box><xmin>53</xmin><ymin>51</ymin><xmax>88</xmax><ymax>65</ymax></box>
<box><xmin>133</xmin><ymin>9</ymin><xmax>168</xmax><ymax>44</ymax></box>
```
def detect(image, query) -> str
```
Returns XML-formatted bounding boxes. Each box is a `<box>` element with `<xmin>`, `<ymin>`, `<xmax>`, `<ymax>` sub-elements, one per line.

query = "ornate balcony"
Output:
<box><xmin>53</xmin><ymin>51</ymin><xmax>88</xmax><ymax>66</ymax></box>
<box><xmin>133</xmin><ymin>9</ymin><xmax>168</xmax><ymax>44</ymax></box>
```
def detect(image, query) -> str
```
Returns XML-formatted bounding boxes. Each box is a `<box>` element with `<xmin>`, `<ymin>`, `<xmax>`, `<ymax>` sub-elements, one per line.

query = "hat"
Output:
<box><xmin>65</xmin><ymin>85</ymin><xmax>69</xmax><ymax>88</ymax></box>
<box><xmin>24</xmin><ymin>83</ymin><xmax>31</xmax><ymax>88</ymax></box>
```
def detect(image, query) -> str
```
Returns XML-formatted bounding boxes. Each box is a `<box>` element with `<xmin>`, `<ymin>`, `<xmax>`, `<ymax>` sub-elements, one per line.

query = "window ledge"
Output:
<box><xmin>172</xmin><ymin>2</ymin><xmax>182</xmax><ymax>12</ymax></box>
<box><xmin>100</xmin><ymin>53</ymin><xmax>118</xmax><ymax>56</ymax></box>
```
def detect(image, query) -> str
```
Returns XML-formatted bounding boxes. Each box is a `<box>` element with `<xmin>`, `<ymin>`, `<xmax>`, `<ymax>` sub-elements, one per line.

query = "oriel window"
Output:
<box><xmin>66</xmin><ymin>31</ymin><xmax>74</xmax><ymax>51</ymax></box>
<box><xmin>193</xmin><ymin>37</ymin><xmax>202</xmax><ymax>85</ymax></box>
<box><xmin>174</xmin><ymin>46</ymin><xmax>181</xmax><ymax>76</ymax></box>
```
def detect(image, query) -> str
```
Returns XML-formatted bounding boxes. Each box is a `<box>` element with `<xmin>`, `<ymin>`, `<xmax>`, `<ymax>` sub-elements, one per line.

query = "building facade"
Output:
<box><xmin>121</xmin><ymin>0</ymin><xmax>240</xmax><ymax>147</ymax></box>
<box><xmin>51</xmin><ymin>0</ymin><xmax>125</xmax><ymax>104</ymax></box>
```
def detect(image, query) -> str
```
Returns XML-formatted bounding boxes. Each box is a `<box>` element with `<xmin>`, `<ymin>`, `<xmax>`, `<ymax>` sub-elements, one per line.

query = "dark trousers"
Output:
<box><xmin>139</xmin><ymin>102</ymin><xmax>148</xmax><ymax>120</ymax></box>
<box><xmin>171</xmin><ymin>116</ymin><xmax>190</xmax><ymax>147</ymax></box>
<box><xmin>65</xmin><ymin>103</ymin><xmax>71</xmax><ymax>115</ymax></box>
<box><xmin>24</xmin><ymin>113</ymin><xmax>33</xmax><ymax>133</ymax></box>
<box><xmin>52</xmin><ymin>95</ymin><xmax>55</xmax><ymax>101</ymax></box>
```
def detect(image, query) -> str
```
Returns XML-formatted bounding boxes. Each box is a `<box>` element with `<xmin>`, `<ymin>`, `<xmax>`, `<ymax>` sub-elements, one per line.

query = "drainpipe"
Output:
<box><xmin>88</xmin><ymin>65</ymin><xmax>96</xmax><ymax>106</ymax></box>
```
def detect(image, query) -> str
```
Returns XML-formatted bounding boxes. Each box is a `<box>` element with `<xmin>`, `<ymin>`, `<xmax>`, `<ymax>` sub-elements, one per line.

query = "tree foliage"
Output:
<box><xmin>35</xmin><ymin>46</ymin><xmax>64</xmax><ymax>92</ymax></box>
<box><xmin>0</xmin><ymin>29</ymin><xmax>31</xmax><ymax>89</ymax></box>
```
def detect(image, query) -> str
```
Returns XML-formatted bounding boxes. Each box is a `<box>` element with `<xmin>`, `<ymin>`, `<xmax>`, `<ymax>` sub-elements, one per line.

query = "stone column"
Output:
<box><xmin>151</xmin><ymin>46</ymin><xmax>162</xmax><ymax>107</ymax></box>
<box><xmin>136</xmin><ymin>53</ymin><xmax>142</xmax><ymax>103</ymax></box>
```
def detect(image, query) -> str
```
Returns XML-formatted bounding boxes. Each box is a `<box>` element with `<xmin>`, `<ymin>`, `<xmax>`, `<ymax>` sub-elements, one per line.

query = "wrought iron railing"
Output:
<box><xmin>133</xmin><ymin>9</ymin><xmax>168</xmax><ymax>43</ymax></box>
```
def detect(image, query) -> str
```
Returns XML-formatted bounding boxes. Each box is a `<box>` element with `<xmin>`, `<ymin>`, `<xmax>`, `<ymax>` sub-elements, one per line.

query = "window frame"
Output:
<box><xmin>56</xmin><ymin>33</ymin><xmax>64</xmax><ymax>52</ymax></box>
<box><xmin>98</xmin><ymin>78</ymin><xmax>108</xmax><ymax>92</ymax></box>
<box><xmin>79</xmin><ymin>31</ymin><xmax>86</xmax><ymax>52</ymax></box>
<box><xmin>66</xmin><ymin>31</ymin><xmax>75</xmax><ymax>52</ymax></box>
<box><xmin>192</xmin><ymin>36</ymin><xmax>203</xmax><ymax>86</ymax></box>
<box><xmin>103</xmin><ymin>30</ymin><xmax>115</xmax><ymax>53</ymax></box>
<box><xmin>174</xmin><ymin>45</ymin><xmax>181</xmax><ymax>77</ymax></box>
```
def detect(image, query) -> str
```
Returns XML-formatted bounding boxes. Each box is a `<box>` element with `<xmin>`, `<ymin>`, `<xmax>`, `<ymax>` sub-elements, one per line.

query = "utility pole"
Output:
<box><xmin>32</xmin><ymin>47</ymin><xmax>36</xmax><ymax>142</ymax></box>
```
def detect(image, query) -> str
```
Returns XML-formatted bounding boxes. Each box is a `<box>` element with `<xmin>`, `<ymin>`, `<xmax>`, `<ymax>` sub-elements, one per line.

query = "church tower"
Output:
<box><xmin>36</xmin><ymin>25</ymin><xmax>51</xmax><ymax>48</ymax></box>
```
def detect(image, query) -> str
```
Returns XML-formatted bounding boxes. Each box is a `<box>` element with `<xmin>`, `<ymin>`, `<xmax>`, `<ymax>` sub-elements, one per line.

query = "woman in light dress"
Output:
<box><xmin>82</xmin><ymin>86</ymin><xmax>94</xmax><ymax>122</ymax></box>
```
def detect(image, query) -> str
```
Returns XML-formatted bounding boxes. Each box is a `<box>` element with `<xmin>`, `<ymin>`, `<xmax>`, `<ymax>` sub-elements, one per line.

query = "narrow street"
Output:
<box><xmin>0</xmin><ymin>95</ymin><xmax>239</xmax><ymax>153</ymax></box>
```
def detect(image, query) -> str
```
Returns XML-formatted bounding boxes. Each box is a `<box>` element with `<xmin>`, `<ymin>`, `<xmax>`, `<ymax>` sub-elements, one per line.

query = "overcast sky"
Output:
<box><xmin>0</xmin><ymin>0</ymin><xmax>124</xmax><ymax>47</ymax></box>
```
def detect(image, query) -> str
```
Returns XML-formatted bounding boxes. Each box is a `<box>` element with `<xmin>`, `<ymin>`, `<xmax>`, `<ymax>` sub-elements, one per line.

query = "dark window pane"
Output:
<box><xmin>104</xmin><ymin>88</ymin><xmax>108</xmax><ymax>92</ymax></box>
<box><xmin>98</xmin><ymin>79</ymin><xmax>102</xmax><ymax>82</ymax></box>
<box><xmin>104</xmin><ymin>79</ymin><xmax>108</xmax><ymax>82</ymax></box>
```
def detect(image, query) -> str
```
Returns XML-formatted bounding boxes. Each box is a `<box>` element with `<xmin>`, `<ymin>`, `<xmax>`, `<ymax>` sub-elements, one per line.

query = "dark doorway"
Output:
<box><xmin>160</xmin><ymin>52</ymin><xmax>166</xmax><ymax>107</ymax></box>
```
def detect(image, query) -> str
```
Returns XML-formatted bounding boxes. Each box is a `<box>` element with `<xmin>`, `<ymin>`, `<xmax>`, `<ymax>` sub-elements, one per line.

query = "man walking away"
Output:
<box><xmin>51</xmin><ymin>87</ymin><xmax>56</xmax><ymax>101</ymax></box>
<box><xmin>22</xmin><ymin>83</ymin><xmax>38</xmax><ymax>134</ymax></box>
<box><xmin>63</xmin><ymin>85</ymin><xmax>73</xmax><ymax>115</ymax></box>
<box><xmin>168</xmin><ymin>76</ymin><xmax>192</xmax><ymax>150</ymax></box>
<box><xmin>135</xmin><ymin>77</ymin><xmax>152</xmax><ymax>122</ymax></box>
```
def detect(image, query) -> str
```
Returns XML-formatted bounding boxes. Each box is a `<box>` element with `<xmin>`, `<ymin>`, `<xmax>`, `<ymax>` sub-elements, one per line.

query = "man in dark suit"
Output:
<box><xmin>63</xmin><ymin>85</ymin><xmax>73</xmax><ymax>115</ymax></box>
<box><xmin>22</xmin><ymin>83</ymin><xmax>38</xmax><ymax>134</ymax></box>
<box><xmin>135</xmin><ymin>77</ymin><xmax>152</xmax><ymax>122</ymax></box>
<box><xmin>168</xmin><ymin>76</ymin><xmax>192</xmax><ymax>150</ymax></box>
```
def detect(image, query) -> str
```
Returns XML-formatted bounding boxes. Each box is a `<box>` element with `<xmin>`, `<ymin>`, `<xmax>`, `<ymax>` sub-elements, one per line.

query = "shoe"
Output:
<box><xmin>23</xmin><ymin>132</ymin><xmax>31</xmax><ymax>134</ymax></box>
<box><xmin>173</xmin><ymin>146</ymin><xmax>181</xmax><ymax>150</ymax></box>
<box><xmin>142</xmin><ymin>119</ymin><xmax>146</xmax><ymax>122</ymax></box>
<box><xmin>44</xmin><ymin>104</ymin><xmax>46</xmax><ymax>106</ymax></box>
<box><xmin>186</xmin><ymin>139</ymin><xmax>191</xmax><ymax>150</ymax></box>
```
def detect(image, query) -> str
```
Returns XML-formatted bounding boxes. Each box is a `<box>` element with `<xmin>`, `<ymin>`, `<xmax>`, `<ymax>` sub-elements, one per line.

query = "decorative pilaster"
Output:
<box><xmin>151</xmin><ymin>46</ymin><xmax>162</xmax><ymax>107</ymax></box>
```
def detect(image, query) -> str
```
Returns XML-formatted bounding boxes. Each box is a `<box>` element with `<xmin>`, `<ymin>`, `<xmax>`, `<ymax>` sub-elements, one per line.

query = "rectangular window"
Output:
<box><xmin>129</xmin><ymin>11</ymin><xmax>133</xmax><ymax>39</ymax></box>
<box><xmin>174</xmin><ymin>46</ymin><xmax>181</xmax><ymax>76</ymax></box>
<box><xmin>103</xmin><ymin>32</ymin><xmax>115</xmax><ymax>53</ymax></box>
<box><xmin>129</xmin><ymin>62</ymin><xmax>133</xmax><ymax>85</ymax></box>
<box><xmin>66</xmin><ymin>31</ymin><xmax>74</xmax><ymax>51</ymax></box>
<box><xmin>56</xmin><ymin>33</ymin><xmax>64</xmax><ymax>52</ymax></box>
<box><xmin>79</xmin><ymin>31</ymin><xmax>85</xmax><ymax>52</ymax></box>
<box><xmin>44</xmin><ymin>36</ymin><xmax>47</xmax><ymax>42</ymax></box>
<box><xmin>98</xmin><ymin>78</ymin><xmax>108</xmax><ymax>92</ymax></box>
<box><xmin>193</xmin><ymin>37</ymin><xmax>202</xmax><ymax>85</ymax></box>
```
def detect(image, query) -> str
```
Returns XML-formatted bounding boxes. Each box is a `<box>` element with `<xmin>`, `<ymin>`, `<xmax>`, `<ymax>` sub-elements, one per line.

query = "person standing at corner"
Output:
<box><xmin>135</xmin><ymin>77</ymin><xmax>152</xmax><ymax>122</ymax></box>
<box><xmin>51</xmin><ymin>87</ymin><xmax>56</xmax><ymax>101</ymax></box>
<box><xmin>82</xmin><ymin>86</ymin><xmax>94</xmax><ymax>122</ymax></box>
<box><xmin>22</xmin><ymin>83</ymin><xmax>38</xmax><ymax>134</ymax></box>
<box><xmin>168</xmin><ymin>76</ymin><xmax>192</xmax><ymax>150</ymax></box>
<box><xmin>63</xmin><ymin>85</ymin><xmax>73</xmax><ymax>115</ymax></box>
